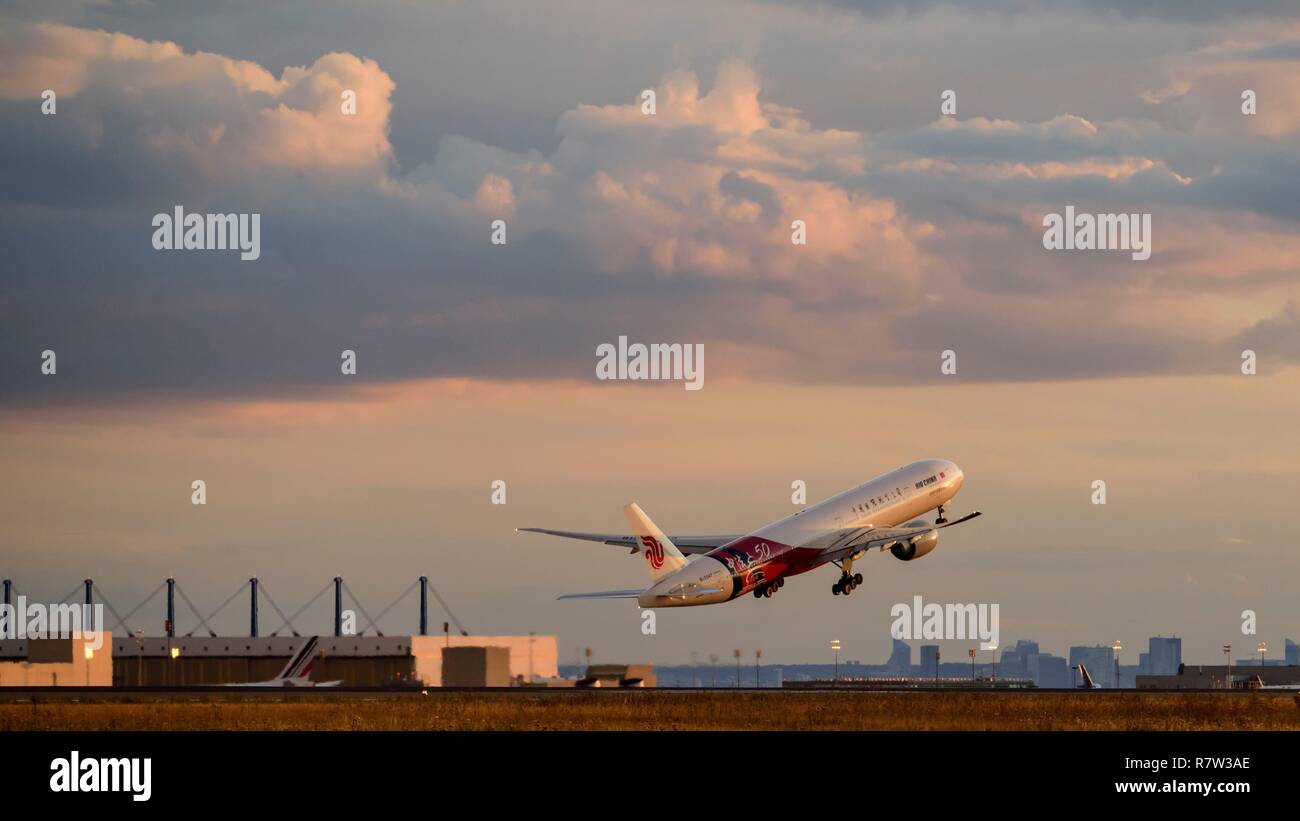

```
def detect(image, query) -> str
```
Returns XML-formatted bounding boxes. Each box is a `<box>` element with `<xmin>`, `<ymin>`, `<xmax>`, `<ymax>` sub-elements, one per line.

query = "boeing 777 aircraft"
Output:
<box><xmin>520</xmin><ymin>458</ymin><xmax>979</xmax><ymax>607</ymax></box>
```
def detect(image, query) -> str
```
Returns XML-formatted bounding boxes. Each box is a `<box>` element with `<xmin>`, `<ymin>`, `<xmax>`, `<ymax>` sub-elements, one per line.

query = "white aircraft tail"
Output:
<box><xmin>1078</xmin><ymin>663</ymin><xmax>1097</xmax><ymax>689</ymax></box>
<box><xmin>276</xmin><ymin>636</ymin><xmax>320</xmax><ymax>681</ymax></box>
<box><xmin>623</xmin><ymin>503</ymin><xmax>688</xmax><ymax>583</ymax></box>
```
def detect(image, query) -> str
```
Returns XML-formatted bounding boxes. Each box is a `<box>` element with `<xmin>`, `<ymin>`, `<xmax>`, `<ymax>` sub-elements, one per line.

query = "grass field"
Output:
<box><xmin>3</xmin><ymin>691</ymin><xmax>1299</xmax><ymax>730</ymax></box>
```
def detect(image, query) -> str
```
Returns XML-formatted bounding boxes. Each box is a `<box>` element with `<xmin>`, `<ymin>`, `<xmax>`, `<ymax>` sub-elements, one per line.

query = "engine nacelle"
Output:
<box><xmin>891</xmin><ymin>523</ymin><xmax>939</xmax><ymax>561</ymax></box>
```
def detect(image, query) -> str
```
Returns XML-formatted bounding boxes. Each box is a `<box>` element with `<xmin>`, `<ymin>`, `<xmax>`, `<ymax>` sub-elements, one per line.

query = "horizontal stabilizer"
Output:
<box><xmin>558</xmin><ymin>589</ymin><xmax>644</xmax><ymax>600</ymax></box>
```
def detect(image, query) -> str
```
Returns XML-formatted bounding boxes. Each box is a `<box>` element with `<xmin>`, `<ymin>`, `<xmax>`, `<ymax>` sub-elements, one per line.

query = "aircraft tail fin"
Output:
<box><xmin>623</xmin><ymin>503</ymin><xmax>688</xmax><ymax>583</ymax></box>
<box><xmin>1078</xmin><ymin>663</ymin><xmax>1095</xmax><ymax>689</ymax></box>
<box><xmin>277</xmin><ymin>636</ymin><xmax>319</xmax><ymax>680</ymax></box>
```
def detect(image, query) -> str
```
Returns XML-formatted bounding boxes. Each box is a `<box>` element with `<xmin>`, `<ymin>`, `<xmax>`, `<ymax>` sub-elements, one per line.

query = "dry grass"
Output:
<box><xmin>3</xmin><ymin>691</ymin><xmax>1299</xmax><ymax>730</ymax></box>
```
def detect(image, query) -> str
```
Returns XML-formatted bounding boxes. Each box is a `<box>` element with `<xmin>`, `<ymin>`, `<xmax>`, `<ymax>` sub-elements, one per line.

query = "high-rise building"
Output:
<box><xmin>1286</xmin><ymin>639</ymin><xmax>1299</xmax><ymax>666</ymax></box>
<box><xmin>919</xmin><ymin>645</ymin><xmax>939</xmax><ymax>678</ymax></box>
<box><xmin>887</xmin><ymin>638</ymin><xmax>912</xmax><ymax>676</ymax></box>
<box><xmin>1069</xmin><ymin>645</ymin><xmax>1116</xmax><ymax>687</ymax></box>
<box><xmin>996</xmin><ymin>640</ymin><xmax>1039</xmax><ymax>680</ymax></box>
<box><xmin>1028</xmin><ymin>653</ymin><xmax>1068</xmax><ymax>688</ymax></box>
<box><xmin>1148</xmin><ymin>636</ymin><xmax>1181</xmax><ymax>676</ymax></box>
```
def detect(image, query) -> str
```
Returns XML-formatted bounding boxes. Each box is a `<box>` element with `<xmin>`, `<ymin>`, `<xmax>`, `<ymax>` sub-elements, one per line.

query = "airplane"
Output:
<box><xmin>520</xmin><ymin>458</ymin><xmax>979</xmax><ymax>607</ymax></box>
<box><xmin>227</xmin><ymin>636</ymin><xmax>342</xmax><ymax>687</ymax></box>
<box><xmin>1077</xmin><ymin>664</ymin><xmax>1102</xmax><ymax>689</ymax></box>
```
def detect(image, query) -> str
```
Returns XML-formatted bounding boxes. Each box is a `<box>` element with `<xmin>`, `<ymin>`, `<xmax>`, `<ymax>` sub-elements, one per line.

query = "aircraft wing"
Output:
<box><xmin>518</xmin><ymin>528</ymin><xmax>740</xmax><ymax>555</ymax></box>
<box><xmin>815</xmin><ymin>511</ymin><xmax>983</xmax><ymax>565</ymax></box>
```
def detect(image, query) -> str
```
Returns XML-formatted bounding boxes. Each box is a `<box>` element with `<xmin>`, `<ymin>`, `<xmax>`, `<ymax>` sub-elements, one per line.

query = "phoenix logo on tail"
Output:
<box><xmin>641</xmin><ymin>536</ymin><xmax>665</xmax><ymax>570</ymax></box>
<box><xmin>520</xmin><ymin>459</ymin><xmax>981</xmax><ymax>608</ymax></box>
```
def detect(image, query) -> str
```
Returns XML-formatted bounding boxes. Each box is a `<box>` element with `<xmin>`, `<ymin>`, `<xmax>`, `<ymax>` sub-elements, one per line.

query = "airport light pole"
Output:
<box><xmin>1258</xmin><ymin>641</ymin><xmax>1267</xmax><ymax>665</ymax></box>
<box><xmin>934</xmin><ymin>649</ymin><xmax>940</xmax><ymax>685</ymax></box>
<box><xmin>84</xmin><ymin>645</ymin><xmax>93</xmax><ymax>687</ymax></box>
<box><xmin>1223</xmin><ymin>644</ymin><xmax>1232</xmax><ymax>689</ymax></box>
<box><xmin>755</xmin><ymin>649</ymin><xmax>762</xmax><ymax>688</ymax></box>
<box><xmin>709</xmin><ymin>654</ymin><xmax>718</xmax><ymax>687</ymax></box>
<box><xmin>989</xmin><ymin>642</ymin><xmax>998</xmax><ymax>683</ymax></box>
<box><xmin>831</xmin><ymin>639</ymin><xmax>841</xmax><ymax>687</ymax></box>
<box><xmin>1113</xmin><ymin>640</ymin><xmax>1122</xmax><ymax>690</ymax></box>
<box><xmin>734</xmin><ymin>649</ymin><xmax>741</xmax><ymax>687</ymax></box>
<box><xmin>969</xmin><ymin>648</ymin><xmax>976</xmax><ymax>682</ymax></box>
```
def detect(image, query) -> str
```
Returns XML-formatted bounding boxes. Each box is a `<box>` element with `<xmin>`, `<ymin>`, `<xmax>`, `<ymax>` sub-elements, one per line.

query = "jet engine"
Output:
<box><xmin>891</xmin><ymin>521</ymin><xmax>939</xmax><ymax>561</ymax></box>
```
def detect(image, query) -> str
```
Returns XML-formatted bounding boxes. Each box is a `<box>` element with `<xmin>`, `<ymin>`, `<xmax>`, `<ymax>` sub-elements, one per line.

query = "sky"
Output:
<box><xmin>1</xmin><ymin>0</ymin><xmax>1298</xmax><ymax>667</ymax></box>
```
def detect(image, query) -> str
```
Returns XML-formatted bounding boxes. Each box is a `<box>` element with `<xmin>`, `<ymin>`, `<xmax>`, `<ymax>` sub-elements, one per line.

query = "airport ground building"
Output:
<box><xmin>0</xmin><ymin>635</ymin><xmax>113</xmax><ymax>686</ymax></box>
<box><xmin>578</xmin><ymin>664</ymin><xmax>656</xmax><ymax>687</ymax></box>
<box><xmin>107</xmin><ymin>634</ymin><xmax>558</xmax><ymax>687</ymax></box>
<box><xmin>1136</xmin><ymin>664</ymin><xmax>1300</xmax><ymax>689</ymax></box>
<box><xmin>2</xmin><ymin>634</ymin><xmax>556</xmax><ymax>687</ymax></box>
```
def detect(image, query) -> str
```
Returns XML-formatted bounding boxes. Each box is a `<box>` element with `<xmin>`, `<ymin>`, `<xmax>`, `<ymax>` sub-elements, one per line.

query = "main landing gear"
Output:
<box><xmin>935</xmin><ymin>504</ymin><xmax>948</xmax><ymax>525</ymax></box>
<box><xmin>832</xmin><ymin>571</ymin><xmax>863</xmax><ymax>596</ymax></box>
<box><xmin>753</xmin><ymin>577</ymin><xmax>785</xmax><ymax>599</ymax></box>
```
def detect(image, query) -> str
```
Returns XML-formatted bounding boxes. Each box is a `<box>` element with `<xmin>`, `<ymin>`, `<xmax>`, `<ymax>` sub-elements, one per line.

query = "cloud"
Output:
<box><xmin>816</xmin><ymin>0</ymin><xmax>1300</xmax><ymax>22</ymax></box>
<box><xmin>0</xmin><ymin>22</ymin><xmax>396</xmax><ymax>194</ymax></box>
<box><xmin>1</xmin><ymin>13</ymin><xmax>1298</xmax><ymax>406</ymax></box>
<box><xmin>1142</xmin><ymin>36</ymin><xmax>1300</xmax><ymax>139</ymax></box>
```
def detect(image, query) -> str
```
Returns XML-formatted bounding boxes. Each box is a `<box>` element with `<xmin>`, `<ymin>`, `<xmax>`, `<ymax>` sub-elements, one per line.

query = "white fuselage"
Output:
<box><xmin>639</xmin><ymin>459</ymin><xmax>965</xmax><ymax>607</ymax></box>
<box><xmin>754</xmin><ymin>458</ymin><xmax>963</xmax><ymax>548</ymax></box>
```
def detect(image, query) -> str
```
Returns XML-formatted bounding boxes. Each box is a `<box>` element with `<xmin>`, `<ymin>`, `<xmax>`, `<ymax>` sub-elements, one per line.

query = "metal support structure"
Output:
<box><xmin>249</xmin><ymin>577</ymin><xmax>259</xmax><ymax>637</ymax></box>
<box><xmin>333</xmin><ymin>576</ymin><xmax>343</xmax><ymax>637</ymax></box>
<box><xmin>18</xmin><ymin>575</ymin><xmax>469</xmax><ymax>640</ymax></box>
<box><xmin>419</xmin><ymin>576</ymin><xmax>428</xmax><ymax>636</ymax></box>
<box><xmin>165</xmin><ymin>577</ymin><xmax>175</xmax><ymax>637</ymax></box>
<box><xmin>84</xmin><ymin>578</ymin><xmax>94</xmax><ymax>634</ymax></box>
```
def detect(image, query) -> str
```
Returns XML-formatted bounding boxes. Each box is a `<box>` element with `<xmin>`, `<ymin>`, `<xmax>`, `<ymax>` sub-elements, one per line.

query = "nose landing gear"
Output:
<box><xmin>935</xmin><ymin>504</ymin><xmax>948</xmax><ymax>525</ymax></box>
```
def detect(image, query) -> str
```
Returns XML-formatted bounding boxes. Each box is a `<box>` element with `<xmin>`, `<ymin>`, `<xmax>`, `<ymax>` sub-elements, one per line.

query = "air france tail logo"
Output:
<box><xmin>640</xmin><ymin>536</ymin><xmax>665</xmax><ymax>570</ymax></box>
